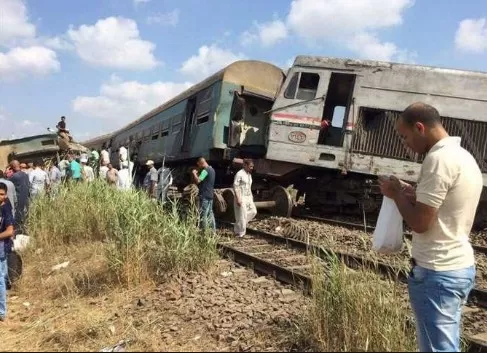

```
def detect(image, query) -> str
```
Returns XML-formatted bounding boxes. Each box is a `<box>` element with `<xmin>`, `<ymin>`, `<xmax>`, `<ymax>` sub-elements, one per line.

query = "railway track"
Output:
<box><xmin>216</xmin><ymin>222</ymin><xmax>487</xmax><ymax>352</ymax></box>
<box><xmin>293</xmin><ymin>213</ymin><xmax>487</xmax><ymax>255</ymax></box>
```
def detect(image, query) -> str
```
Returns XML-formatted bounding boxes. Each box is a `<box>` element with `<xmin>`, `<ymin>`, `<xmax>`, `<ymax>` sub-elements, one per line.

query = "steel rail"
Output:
<box><xmin>293</xmin><ymin>214</ymin><xmax>487</xmax><ymax>255</ymax></box>
<box><xmin>216</xmin><ymin>225</ymin><xmax>487</xmax><ymax>352</ymax></box>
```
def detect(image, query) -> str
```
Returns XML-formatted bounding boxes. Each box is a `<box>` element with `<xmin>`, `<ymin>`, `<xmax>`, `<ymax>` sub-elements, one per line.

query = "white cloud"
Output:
<box><xmin>455</xmin><ymin>18</ymin><xmax>487</xmax><ymax>53</ymax></box>
<box><xmin>239</xmin><ymin>0</ymin><xmax>414</xmax><ymax>61</ymax></box>
<box><xmin>72</xmin><ymin>76</ymin><xmax>193</xmax><ymax>126</ymax></box>
<box><xmin>134</xmin><ymin>0</ymin><xmax>150</xmax><ymax>5</ymax></box>
<box><xmin>346</xmin><ymin>32</ymin><xmax>417</xmax><ymax>62</ymax></box>
<box><xmin>20</xmin><ymin>119</ymin><xmax>39</xmax><ymax>127</ymax></box>
<box><xmin>0</xmin><ymin>111</ymin><xmax>43</xmax><ymax>140</ymax></box>
<box><xmin>67</xmin><ymin>17</ymin><xmax>159</xmax><ymax>70</ymax></box>
<box><xmin>0</xmin><ymin>46</ymin><xmax>61</xmax><ymax>81</ymax></box>
<box><xmin>287</xmin><ymin>0</ymin><xmax>413</xmax><ymax>40</ymax></box>
<box><xmin>180</xmin><ymin>44</ymin><xmax>246</xmax><ymax>80</ymax></box>
<box><xmin>241</xmin><ymin>19</ymin><xmax>288</xmax><ymax>47</ymax></box>
<box><xmin>0</xmin><ymin>0</ymin><xmax>36</xmax><ymax>46</ymax></box>
<box><xmin>147</xmin><ymin>9</ymin><xmax>180</xmax><ymax>26</ymax></box>
<box><xmin>43</xmin><ymin>36</ymin><xmax>74</xmax><ymax>51</ymax></box>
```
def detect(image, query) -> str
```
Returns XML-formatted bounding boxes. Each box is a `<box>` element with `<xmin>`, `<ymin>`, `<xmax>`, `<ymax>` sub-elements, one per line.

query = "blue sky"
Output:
<box><xmin>0</xmin><ymin>0</ymin><xmax>486</xmax><ymax>142</ymax></box>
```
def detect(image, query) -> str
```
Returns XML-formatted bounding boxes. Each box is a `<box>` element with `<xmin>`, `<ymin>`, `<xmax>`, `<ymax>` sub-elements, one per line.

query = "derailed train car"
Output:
<box><xmin>83</xmin><ymin>56</ymin><xmax>487</xmax><ymax>227</ymax></box>
<box><xmin>83</xmin><ymin>60</ymin><xmax>286</xmax><ymax>186</ymax></box>
<box><xmin>0</xmin><ymin>133</ymin><xmax>89</xmax><ymax>170</ymax></box>
<box><xmin>260</xmin><ymin>56</ymin><xmax>487</xmax><ymax>227</ymax></box>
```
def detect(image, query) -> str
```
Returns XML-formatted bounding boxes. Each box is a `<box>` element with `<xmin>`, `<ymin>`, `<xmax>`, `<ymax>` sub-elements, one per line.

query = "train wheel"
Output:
<box><xmin>221</xmin><ymin>188</ymin><xmax>236</xmax><ymax>223</ymax></box>
<box><xmin>268</xmin><ymin>185</ymin><xmax>293</xmax><ymax>218</ymax></box>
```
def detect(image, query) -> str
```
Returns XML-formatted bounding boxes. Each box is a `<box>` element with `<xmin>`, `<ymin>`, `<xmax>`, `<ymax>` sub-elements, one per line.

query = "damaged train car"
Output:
<box><xmin>258</xmin><ymin>56</ymin><xmax>487</xmax><ymax>227</ymax></box>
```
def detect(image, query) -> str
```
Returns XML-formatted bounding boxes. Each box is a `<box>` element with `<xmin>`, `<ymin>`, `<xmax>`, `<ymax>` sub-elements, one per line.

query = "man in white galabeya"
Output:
<box><xmin>379</xmin><ymin>102</ymin><xmax>483</xmax><ymax>352</ymax></box>
<box><xmin>233</xmin><ymin>159</ymin><xmax>257</xmax><ymax>237</ymax></box>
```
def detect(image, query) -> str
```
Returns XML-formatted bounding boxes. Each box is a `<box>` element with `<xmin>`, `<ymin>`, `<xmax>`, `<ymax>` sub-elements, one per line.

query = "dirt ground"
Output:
<box><xmin>0</xmin><ymin>243</ymin><xmax>308</xmax><ymax>352</ymax></box>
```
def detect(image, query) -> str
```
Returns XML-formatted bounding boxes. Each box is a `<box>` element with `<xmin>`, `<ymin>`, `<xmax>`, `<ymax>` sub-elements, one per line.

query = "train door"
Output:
<box><xmin>182</xmin><ymin>97</ymin><xmax>197</xmax><ymax>152</ymax></box>
<box><xmin>228</xmin><ymin>91</ymin><xmax>246</xmax><ymax>148</ymax></box>
<box><xmin>318</xmin><ymin>73</ymin><xmax>356</xmax><ymax>147</ymax></box>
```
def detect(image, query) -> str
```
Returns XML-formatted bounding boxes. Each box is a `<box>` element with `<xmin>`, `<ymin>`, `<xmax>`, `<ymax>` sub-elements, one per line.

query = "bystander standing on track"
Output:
<box><xmin>379</xmin><ymin>102</ymin><xmax>483</xmax><ymax>352</ymax></box>
<box><xmin>233</xmin><ymin>159</ymin><xmax>257</xmax><ymax>237</ymax></box>
<box><xmin>192</xmin><ymin>157</ymin><xmax>216</xmax><ymax>232</ymax></box>
<box><xmin>143</xmin><ymin>160</ymin><xmax>158</xmax><ymax>199</ymax></box>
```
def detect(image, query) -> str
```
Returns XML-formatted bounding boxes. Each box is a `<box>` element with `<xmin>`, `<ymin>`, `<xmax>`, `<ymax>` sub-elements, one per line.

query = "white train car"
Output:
<box><xmin>257</xmin><ymin>56</ymin><xmax>487</xmax><ymax>225</ymax></box>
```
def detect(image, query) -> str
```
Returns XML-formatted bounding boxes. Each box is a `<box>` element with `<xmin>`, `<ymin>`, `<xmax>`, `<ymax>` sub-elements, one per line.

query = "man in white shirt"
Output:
<box><xmin>379</xmin><ymin>102</ymin><xmax>483</xmax><ymax>352</ymax></box>
<box><xmin>29</xmin><ymin>160</ymin><xmax>50</xmax><ymax>197</ymax></box>
<box><xmin>233</xmin><ymin>159</ymin><xmax>257</xmax><ymax>237</ymax></box>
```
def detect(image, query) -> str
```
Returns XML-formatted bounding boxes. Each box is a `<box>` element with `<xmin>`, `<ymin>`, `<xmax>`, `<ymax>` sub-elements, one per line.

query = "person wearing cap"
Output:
<box><xmin>80</xmin><ymin>157</ymin><xmax>95</xmax><ymax>182</ymax></box>
<box><xmin>143</xmin><ymin>160</ymin><xmax>158</xmax><ymax>198</ymax></box>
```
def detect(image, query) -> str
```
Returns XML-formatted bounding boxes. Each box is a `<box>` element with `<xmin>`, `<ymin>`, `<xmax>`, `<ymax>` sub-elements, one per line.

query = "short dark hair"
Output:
<box><xmin>0</xmin><ymin>182</ymin><xmax>7</xmax><ymax>193</ymax></box>
<box><xmin>243</xmin><ymin>158</ymin><xmax>254</xmax><ymax>166</ymax></box>
<box><xmin>33</xmin><ymin>159</ymin><xmax>42</xmax><ymax>167</ymax></box>
<box><xmin>0</xmin><ymin>170</ymin><xmax>4</xmax><ymax>178</ymax></box>
<box><xmin>401</xmin><ymin>102</ymin><xmax>442</xmax><ymax>128</ymax></box>
<box><xmin>61</xmin><ymin>116</ymin><xmax>66</xmax><ymax>120</ymax></box>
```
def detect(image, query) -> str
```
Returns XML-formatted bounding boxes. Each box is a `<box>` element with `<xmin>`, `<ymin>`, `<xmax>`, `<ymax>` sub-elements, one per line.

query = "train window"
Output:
<box><xmin>284</xmin><ymin>73</ymin><xmax>299</xmax><ymax>99</ymax></box>
<box><xmin>296</xmin><ymin>73</ymin><xmax>320</xmax><ymax>100</ymax></box>
<box><xmin>161</xmin><ymin>129</ymin><xmax>169</xmax><ymax>137</ymax></box>
<box><xmin>284</xmin><ymin>72</ymin><xmax>320</xmax><ymax>100</ymax></box>
<box><xmin>151</xmin><ymin>134</ymin><xmax>158</xmax><ymax>140</ymax></box>
<box><xmin>197</xmin><ymin>114</ymin><xmax>209</xmax><ymax>125</ymax></box>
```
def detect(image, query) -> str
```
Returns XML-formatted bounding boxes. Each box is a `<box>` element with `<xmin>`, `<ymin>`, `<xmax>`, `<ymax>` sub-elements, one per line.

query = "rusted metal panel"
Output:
<box><xmin>351</xmin><ymin>107</ymin><xmax>487</xmax><ymax>172</ymax></box>
<box><xmin>351</xmin><ymin>108</ymin><xmax>421</xmax><ymax>163</ymax></box>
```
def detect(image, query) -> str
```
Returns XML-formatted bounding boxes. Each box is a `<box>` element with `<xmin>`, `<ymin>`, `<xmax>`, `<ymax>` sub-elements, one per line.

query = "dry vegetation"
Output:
<box><xmin>296</xmin><ymin>254</ymin><xmax>417</xmax><ymax>352</ymax></box>
<box><xmin>1</xmin><ymin>181</ymin><xmax>419</xmax><ymax>351</ymax></box>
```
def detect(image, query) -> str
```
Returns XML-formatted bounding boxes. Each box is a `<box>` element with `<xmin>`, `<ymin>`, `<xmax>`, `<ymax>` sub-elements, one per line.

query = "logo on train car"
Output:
<box><xmin>288</xmin><ymin>131</ymin><xmax>306</xmax><ymax>143</ymax></box>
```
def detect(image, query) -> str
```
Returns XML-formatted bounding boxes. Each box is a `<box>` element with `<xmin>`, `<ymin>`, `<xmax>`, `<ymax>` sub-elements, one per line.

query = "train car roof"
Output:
<box><xmin>0</xmin><ymin>133</ymin><xmax>57</xmax><ymax>146</ymax></box>
<box><xmin>86</xmin><ymin>60</ymin><xmax>285</xmax><ymax>142</ymax></box>
<box><xmin>82</xmin><ymin>132</ymin><xmax>114</xmax><ymax>148</ymax></box>
<box><xmin>293</xmin><ymin>55</ymin><xmax>487</xmax><ymax>77</ymax></box>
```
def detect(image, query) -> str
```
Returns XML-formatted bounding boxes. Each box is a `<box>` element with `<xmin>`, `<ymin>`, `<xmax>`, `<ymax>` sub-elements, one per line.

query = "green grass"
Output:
<box><xmin>26</xmin><ymin>180</ymin><xmax>219</xmax><ymax>287</ymax></box>
<box><xmin>299</xmin><ymin>254</ymin><xmax>417</xmax><ymax>352</ymax></box>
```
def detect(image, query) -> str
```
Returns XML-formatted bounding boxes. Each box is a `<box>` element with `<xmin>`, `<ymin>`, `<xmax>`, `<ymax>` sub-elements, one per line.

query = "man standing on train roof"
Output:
<box><xmin>192</xmin><ymin>157</ymin><xmax>216</xmax><ymax>232</ymax></box>
<box><xmin>56</xmin><ymin>116</ymin><xmax>67</xmax><ymax>133</ymax></box>
<box><xmin>378</xmin><ymin>102</ymin><xmax>483</xmax><ymax>352</ymax></box>
<box><xmin>144</xmin><ymin>160</ymin><xmax>158</xmax><ymax>199</ymax></box>
<box><xmin>233</xmin><ymin>159</ymin><xmax>257</xmax><ymax>238</ymax></box>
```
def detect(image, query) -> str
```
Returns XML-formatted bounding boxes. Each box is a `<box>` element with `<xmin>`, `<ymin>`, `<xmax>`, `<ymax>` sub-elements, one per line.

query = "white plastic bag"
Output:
<box><xmin>372</xmin><ymin>196</ymin><xmax>403</xmax><ymax>254</ymax></box>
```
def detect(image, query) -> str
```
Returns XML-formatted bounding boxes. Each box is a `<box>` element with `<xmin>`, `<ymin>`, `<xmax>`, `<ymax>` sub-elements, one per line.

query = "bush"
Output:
<box><xmin>301</xmin><ymin>254</ymin><xmax>416</xmax><ymax>352</ymax></box>
<box><xmin>26</xmin><ymin>180</ymin><xmax>219</xmax><ymax>286</ymax></box>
